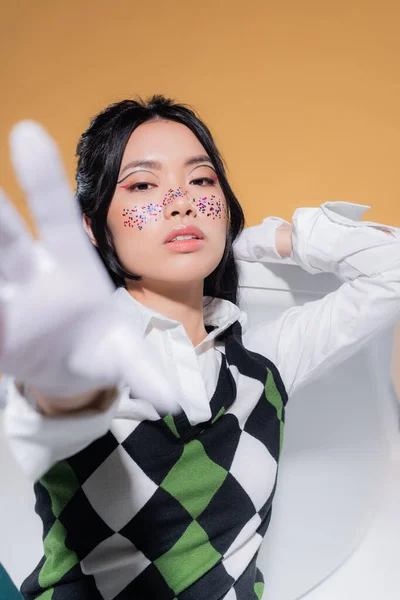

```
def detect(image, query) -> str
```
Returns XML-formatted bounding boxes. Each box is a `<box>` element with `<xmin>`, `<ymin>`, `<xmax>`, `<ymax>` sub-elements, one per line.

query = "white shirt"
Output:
<box><xmin>3</xmin><ymin>201</ymin><xmax>400</xmax><ymax>481</ymax></box>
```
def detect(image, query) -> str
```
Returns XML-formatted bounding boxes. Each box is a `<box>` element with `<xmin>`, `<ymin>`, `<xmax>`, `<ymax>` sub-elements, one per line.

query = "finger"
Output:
<box><xmin>0</xmin><ymin>187</ymin><xmax>35</xmax><ymax>281</ymax></box>
<box><xmin>9</xmin><ymin>121</ymin><xmax>86</xmax><ymax>254</ymax></box>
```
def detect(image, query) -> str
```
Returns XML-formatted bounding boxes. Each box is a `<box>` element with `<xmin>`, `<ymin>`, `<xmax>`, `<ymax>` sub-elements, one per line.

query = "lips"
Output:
<box><xmin>164</xmin><ymin>225</ymin><xmax>205</xmax><ymax>244</ymax></box>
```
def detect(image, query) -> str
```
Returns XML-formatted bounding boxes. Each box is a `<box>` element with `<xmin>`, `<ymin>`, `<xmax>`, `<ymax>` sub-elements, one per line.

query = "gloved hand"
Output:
<box><xmin>0</xmin><ymin>121</ymin><xmax>176</xmax><ymax>411</ymax></box>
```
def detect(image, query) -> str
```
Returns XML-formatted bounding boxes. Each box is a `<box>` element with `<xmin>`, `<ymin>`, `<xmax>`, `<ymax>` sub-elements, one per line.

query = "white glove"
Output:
<box><xmin>0</xmin><ymin>121</ymin><xmax>177</xmax><ymax>412</ymax></box>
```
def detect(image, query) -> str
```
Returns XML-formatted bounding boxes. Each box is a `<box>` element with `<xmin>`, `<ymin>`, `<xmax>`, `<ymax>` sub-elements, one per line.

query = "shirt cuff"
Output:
<box><xmin>291</xmin><ymin>201</ymin><xmax>398</xmax><ymax>276</ymax></box>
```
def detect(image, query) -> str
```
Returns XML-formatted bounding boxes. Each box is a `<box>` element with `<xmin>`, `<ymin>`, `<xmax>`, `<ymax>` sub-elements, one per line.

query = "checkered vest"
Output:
<box><xmin>21</xmin><ymin>320</ymin><xmax>288</xmax><ymax>600</ymax></box>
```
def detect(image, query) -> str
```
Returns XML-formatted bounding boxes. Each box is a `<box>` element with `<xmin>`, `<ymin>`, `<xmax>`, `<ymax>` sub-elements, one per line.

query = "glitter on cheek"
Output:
<box><xmin>121</xmin><ymin>188</ymin><xmax>187</xmax><ymax>230</ymax></box>
<box><xmin>122</xmin><ymin>203</ymin><xmax>163</xmax><ymax>229</ymax></box>
<box><xmin>193</xmin><ymin>194</ymin><xmax>226</xmax><ymax>220</ymax></box>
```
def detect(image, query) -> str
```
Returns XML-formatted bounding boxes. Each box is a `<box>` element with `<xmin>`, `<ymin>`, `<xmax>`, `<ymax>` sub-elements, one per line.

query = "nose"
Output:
<box><xmin>163</xmin><ymin>188</ymin><xmax>197</xmax><ymax>220</ymax></box>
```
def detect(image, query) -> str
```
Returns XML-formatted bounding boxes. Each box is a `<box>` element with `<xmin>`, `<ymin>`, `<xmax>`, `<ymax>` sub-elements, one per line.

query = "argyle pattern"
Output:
<box><xmin>21</xmin><ymin>320</ymin><xmax>288</xmax><ymax>600</ymax></box>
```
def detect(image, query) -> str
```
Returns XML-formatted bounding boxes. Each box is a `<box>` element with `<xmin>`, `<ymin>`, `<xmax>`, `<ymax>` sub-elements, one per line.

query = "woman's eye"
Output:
<box><xmin>190</xmin><ymin>177</ymin><xmax>216</xmax><ymax>186</ymax></box>
<box><xmin>126</xmin><ymin>182</ymin><xmax>155</xmax><ymax>192</ymax></box>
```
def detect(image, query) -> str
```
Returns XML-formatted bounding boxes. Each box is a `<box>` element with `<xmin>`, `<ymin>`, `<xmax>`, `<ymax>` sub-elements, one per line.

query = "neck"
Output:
<box><xmin>126</xmin><ymin>279</ymin><xmax>208</xmax><ymax>347</ymax></box>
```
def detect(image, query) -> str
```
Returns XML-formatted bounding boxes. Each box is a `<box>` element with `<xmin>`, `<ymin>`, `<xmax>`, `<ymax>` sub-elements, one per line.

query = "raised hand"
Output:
<box><xmin>0</xmin><ymin>122</ymin><xmax>173</xmax><ymax>410</ymax></box>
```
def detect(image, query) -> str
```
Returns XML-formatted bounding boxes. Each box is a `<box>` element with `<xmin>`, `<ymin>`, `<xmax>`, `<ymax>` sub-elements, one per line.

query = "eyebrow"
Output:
<box><xmin>118</xmin><ymin>154</ymin><xmax>214</xmax><ymax>180</ymax></box>
<box><xmin>185</xmin><ymin>154</ymin><xmax>213</xmax><ymax>168</ymax></box>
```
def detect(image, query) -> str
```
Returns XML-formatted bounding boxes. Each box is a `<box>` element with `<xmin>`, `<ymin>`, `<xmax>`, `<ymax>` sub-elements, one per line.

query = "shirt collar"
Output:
<box><xmin>112</xmin><ymin>286</ymin><xmax>245</xmax><ymax>341</ymax></box>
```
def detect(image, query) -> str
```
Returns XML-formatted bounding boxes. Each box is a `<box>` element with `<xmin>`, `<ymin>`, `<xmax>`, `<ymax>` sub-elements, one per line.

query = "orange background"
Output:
<box><xmin>1</xmin><ymin>0</ymin><xmax>400</xmax><ymax>391</ymax></box>
<box><xmin>1</xmin><ymin>0</ymin><xmax>400</xmax><ymax>231</ymax></box>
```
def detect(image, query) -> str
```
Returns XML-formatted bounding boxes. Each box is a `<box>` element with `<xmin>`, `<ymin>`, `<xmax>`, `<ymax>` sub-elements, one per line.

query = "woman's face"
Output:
<box><xmin>106</xmin><ymin>119</ymin><xmax>228</xmax><ymax>287</ymax></box>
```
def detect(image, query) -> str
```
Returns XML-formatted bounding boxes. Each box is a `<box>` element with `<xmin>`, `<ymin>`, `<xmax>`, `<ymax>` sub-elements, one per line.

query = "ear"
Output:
<box><xmin>82</xmin><ymin>214</ymin><xmax>98</xmax><ymax>247</ymax></box>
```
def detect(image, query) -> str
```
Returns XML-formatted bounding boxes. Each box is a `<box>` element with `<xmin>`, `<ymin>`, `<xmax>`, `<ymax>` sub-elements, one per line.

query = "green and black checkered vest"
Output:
<box><xmin>21</xmin><ymin>320</ymin><xmax>288</xmax><ymax>600</ymax></box>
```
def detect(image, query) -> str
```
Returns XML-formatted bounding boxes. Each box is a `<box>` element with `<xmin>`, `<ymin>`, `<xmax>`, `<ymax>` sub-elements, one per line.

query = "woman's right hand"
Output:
<box><xmin>0</xmin><ymin>121</ymin><xmax>171</xmax><ymax>409</ymax></box>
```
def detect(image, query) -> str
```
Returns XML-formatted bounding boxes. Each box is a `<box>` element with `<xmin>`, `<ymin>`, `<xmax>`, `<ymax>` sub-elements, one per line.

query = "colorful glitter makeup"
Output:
<box><xmin>193</xmin><ymin>195</ymin><xmax>225</xmax><ymax>219</ymax></box>
<box><xmin>122</xmin><ymin>187</ymin><xmax>226</xmax><ymax>230</ymax></box>
<box><xmin>163</xmin><ymin>187</ymin><xmax>188</xmax><ymax>203</ymax></box>
<box><xmin>122</xmin><ymin>203</ymin><xmax>163</xmax><ymax>230</ymax></box>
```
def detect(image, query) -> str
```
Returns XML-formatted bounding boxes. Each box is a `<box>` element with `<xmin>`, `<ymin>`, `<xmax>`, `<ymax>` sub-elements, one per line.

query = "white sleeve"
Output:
<box><xmin>233</xmin><ymin>214</ymin><xmax>294</xmax><ymax>264</ymax></box>
<box><xmin>2</xmin><ymin>375</ymin><xmax>125</xmax><ymax>481</ymax></box>
<box><xmin>242</xmin><ymin>201</ymin><xmax>400</xmax><ymax>397</ymax></box>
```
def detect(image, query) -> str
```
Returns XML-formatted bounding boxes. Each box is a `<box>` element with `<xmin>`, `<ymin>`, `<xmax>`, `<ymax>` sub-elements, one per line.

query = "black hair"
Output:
<box><xmin>76</xmin><ymin>95</ymin><xmax>245</xmax><ymax>304</ymax></box>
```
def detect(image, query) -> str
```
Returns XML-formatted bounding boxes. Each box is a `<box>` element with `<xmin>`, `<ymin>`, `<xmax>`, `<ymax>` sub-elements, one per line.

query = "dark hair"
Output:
<box><xmin>76</xmin><ymin>95</ymin><xmax>245</xmax><ymax>304</ymax></box>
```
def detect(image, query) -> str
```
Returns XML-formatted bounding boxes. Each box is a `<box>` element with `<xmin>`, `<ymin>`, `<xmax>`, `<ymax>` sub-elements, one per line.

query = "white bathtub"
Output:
<box><xmin>1</xmin><ymin>259</ymin><xmax>399</xmax><ymax>597</ymax></box>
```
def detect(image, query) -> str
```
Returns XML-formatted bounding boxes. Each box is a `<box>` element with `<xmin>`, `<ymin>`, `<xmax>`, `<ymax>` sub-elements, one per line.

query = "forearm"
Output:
<box><xmin>291</xmin><ymin>202</ymin><xmax>397</xmax><ymax>278</ymax></box>
<box><xmin>15</xmin><ymin>382</ymin><xmax>118</xmax><ymax>416</ymax></box>
<box><xmin>5</xmin><ymin>377</ymin><xmax>123</xmax><ymax>480</ymax></box>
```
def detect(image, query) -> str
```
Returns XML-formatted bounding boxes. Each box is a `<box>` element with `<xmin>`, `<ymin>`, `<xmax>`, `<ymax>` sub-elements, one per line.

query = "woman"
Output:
<box><xmin>1</xmin><ymin>95</ymin><xmax>399</xmax><ymax>600</ymax></box>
